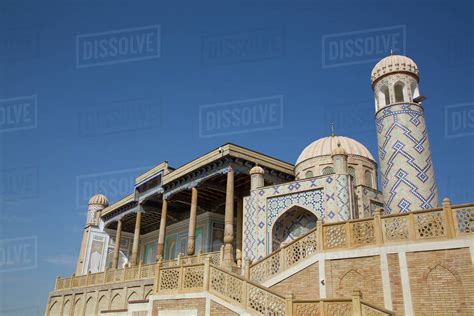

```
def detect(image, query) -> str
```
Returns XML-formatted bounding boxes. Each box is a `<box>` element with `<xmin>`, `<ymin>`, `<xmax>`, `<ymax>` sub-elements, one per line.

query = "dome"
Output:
<box><xmin>371</xmin><ymin>54</ymin><xmax>419</xmax><ymax>84</ymax></box>
<box><xmin>296</xmin><ymin>136</ymin><xmax>375</xmax><ymax>166</ymax></box>
<box><xmin>88</xmin><ymin>194</ymin><xmax>109</xmax><ymax>206</ymax></box>
<box><xmin>250</xmin><ymin>165</ymin><xmax>264</xmax><ymax>175</ymax></box>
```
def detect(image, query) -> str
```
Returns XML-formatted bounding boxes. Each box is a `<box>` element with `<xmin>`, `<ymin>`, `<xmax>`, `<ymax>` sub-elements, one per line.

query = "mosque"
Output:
<box><xmin>46</xmin><ymin>54</ymin><xmax>474</xmax><ymax>316</ymax></box>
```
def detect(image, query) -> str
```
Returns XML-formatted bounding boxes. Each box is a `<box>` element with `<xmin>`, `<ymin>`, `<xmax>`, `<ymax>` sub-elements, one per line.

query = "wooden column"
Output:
<box><xmin>223</xmin><ymin>166</ymin><xmax>235</xmax><ymax>269</ymax></box>
<box><xmin>112</xmin><ymin>219</ymin><xmax>122</xmax><ymax>269</ymax></box>
<box><xmin>156</xmin><ymin>199</ymin><xmax>168</xmax><ymax>260</ymax></box>
<box><xmin>236</xmin><ymin>196</ymin><xmax>243</xmax><ymax>252</ymax></box>
<box><xmin>130</xmin><ymin>207</ymin><xmax>142</xmax><ymax>266</ymax></box>
<box><xmin>187</xmin><ymin>187</ymin><xmax>198</xmax><ymax>256</ymax></box>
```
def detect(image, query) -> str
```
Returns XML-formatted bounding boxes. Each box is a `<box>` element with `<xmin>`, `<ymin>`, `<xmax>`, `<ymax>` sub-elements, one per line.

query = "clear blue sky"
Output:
<box><xmin>0</xmin><ymin>0</ymin><xmax>472</xmax><ymax>313</ymax></box>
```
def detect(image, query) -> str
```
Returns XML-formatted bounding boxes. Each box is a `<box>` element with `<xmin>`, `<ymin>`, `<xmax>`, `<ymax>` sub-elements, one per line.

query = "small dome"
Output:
<box><xmin>371</xmin><ymin>54</ymin><xmax>419</xmax><ymax>84</ymax></box>
<box><xmin>296</xmin><ymin>136</ymin><xmax>375</xmax><ymax>166</ymax></box>
<box><xmin>88</xmin><ymin>194</ymin><xmax>109</xmax><ymax>206</ymax></box>
<box><xmin>250</xmin><ymin>165</ymin><xmax>264</xmax><ymax>175</ymax></box>
<box><xmin>332</xmin><ymin>142</ymin><xmax>346</xmax><ymax>156</ymax></box>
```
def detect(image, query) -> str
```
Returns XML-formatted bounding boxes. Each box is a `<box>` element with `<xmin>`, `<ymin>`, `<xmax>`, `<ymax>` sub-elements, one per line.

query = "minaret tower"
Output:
<box><xmin>371</xmin><ymin>54</ymin><xmax>438</xmax><ymax>213</ymax></box>
<box><xmin>75</xmin><ymin>193</ymin><xmax>109</xmax><ymax>275</ymax></box>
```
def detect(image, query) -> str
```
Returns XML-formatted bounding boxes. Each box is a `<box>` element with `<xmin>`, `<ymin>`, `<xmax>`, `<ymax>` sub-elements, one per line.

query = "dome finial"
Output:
<box><xmin>390</xmin><ymin>48</ymin><xmax>393</xmax><ymax>56</ymax></box>
<box><xmin>331</xmin><ymin>123</ymin><xmax>335</xmax><ymax>137</ymax></box>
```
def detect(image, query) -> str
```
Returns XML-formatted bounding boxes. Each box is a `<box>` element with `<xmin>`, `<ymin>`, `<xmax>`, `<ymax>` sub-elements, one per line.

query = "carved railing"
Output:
<box><xmin>155</xmin><ymin>260</ymin><xmax>290</xmax><ymax>315</ymax></box>
<box><xmin>452</xmin><ymin>203</ymin><xmax>473</xmax><ymax>235</ymax></box>
<box><xmin>292</xmin><ymin>291</ymin><xmax>394</xmax><ymax>316</ymax></box>
<box><xmin>250</xmin><ymin>199</ymin><xmax>474</xmax><ymax>283</ymax></box>
<box><xmin>54</xmin><ymin>251</ymin><xmax>220</xmax><ymax>291</ymax></box>
<box><xmin>250</xmin><ymin>227</ymin><xmax>318</xmax><ymax>283</ymax></box>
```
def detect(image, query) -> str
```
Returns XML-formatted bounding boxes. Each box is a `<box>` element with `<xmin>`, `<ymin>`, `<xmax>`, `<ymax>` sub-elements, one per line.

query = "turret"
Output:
<box><xmin>250</xmin><ymin>165</ymin><xmax>264</xmax><ymax>190</ymax></box>
<box><xmin>75</xmin><ymin>194</ymin><xmax>109</xmax><ymax>275</ymax></box>
<box><xmin>371</xmin><ymin>54</ymin><xmax>438</xmax><ymax>213</ymax></box>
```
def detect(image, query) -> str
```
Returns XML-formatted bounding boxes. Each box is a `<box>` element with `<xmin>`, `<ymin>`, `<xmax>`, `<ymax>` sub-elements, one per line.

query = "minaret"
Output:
<box><xmin>75</xmin><ymin>194</ymin><xmax>109</xmax><ymax>275</ymax></box>
<box><xmin>371</xmin><ymin>54</ymin><xmax>438</xmax><ymax>213</ymax></box>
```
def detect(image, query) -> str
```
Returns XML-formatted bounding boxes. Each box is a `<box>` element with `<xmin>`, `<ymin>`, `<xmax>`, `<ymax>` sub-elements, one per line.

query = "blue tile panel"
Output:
<box><xmin>376</xmin><ymin>103</ymin><xmax>438</xmax><ymax>214</ymax></box>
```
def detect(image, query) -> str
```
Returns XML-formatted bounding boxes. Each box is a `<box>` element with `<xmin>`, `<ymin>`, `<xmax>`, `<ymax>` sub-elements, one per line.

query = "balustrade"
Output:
<box><xmin>249</xmin><ymin>201</ymin><xmax>474</xmax><ymax>284</ymax></box>
<box><xmin>54</xmin><ymin>251</ymin><xmax>220</xmax><ymax>291</ymax></box>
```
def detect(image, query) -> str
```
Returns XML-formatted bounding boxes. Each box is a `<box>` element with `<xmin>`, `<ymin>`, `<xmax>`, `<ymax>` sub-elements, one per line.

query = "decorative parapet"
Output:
<box><xmin>293</xmin><ymin>299</ymin><xmax>393</xmax><ymax>316</ymax></box>
<box><xmin>250</xmin><ymin>226</ymin><xmax>319</xmax><ymax>283</ymax></box>
<box><xmin>54</xmin><ymin>251</ymin><xmax>220</xmax><ymax>291</ymax></box>
<box><xmin>154</xmin><ymin>259</ymin><xmax>288</xmax><ymax>315</ymax></box>
<box><xmin>249</xmin><ymin>200</ymin><xmax>474</xmax><ymax>284</ymax></box>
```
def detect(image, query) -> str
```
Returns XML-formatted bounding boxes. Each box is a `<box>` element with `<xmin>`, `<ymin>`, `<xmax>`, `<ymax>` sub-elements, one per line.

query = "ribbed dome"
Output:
<box><xmin>88</xmin><ymin>194</ymin><xmax>109</xmax><ymax>206</ymax></box>
<box><xmin>250</xmin><ymin>165</ymin><xmax>264</xmax><ymax>175</ymax></box>
<box><xmin>296</xmin><ymin>136</ymin><xmax>375</xmax><ymax>165</ymax></box>
<box><xmin>371</xmin><ymin>54</ymin><xmax>418</xmax><ymax>84</ymax></box>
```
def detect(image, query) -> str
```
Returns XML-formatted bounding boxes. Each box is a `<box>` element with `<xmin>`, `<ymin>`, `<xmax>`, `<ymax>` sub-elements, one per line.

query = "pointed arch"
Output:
<box><xmin>364</xmin><ymin>170</ymin><xmax>372</xmax><ymax>188</ymax></box>
<box><xmin>48</xmin><ymin>301</ymin><xmax>60</xmax><ymax>316</ymax></box>
<box><xmin>348</xmin><ymin>167</ymin><xmax>356</xmax><ymax>183</ymax></box>
<box><xmin>73</xmin><ymin>297</ymin><xmax>83</xmax><ymax>315</ymax></box>
<box><xmin>85</xmin><ymin>296</ymin><xmax>96</xmax><ymax>316</ymax></box>
<box><xmin>111</xmin><ymin>293</ymin><xmax>123</xmax><ymax>310</ymax></box>
<box><xmin>377</xmin><ymin>85</ymin><xmax>390</xmax><ymax>109</ymax></box>
<box><xmin>337</xmin><ymin>269</ymin><xmax>365</xmax><ymax>298</ymax></box>
<box><xmin>271</xmin><ymin>205</ymin><xmax>317</xmax><ymax>251</ymax></box>
<box><xmin>394</xmin><ymin>81</ymin><xmax>405</xmax><ymax>102</ymax></box>
<box><xmin>62</xmin><ymin>299</ymin><xmax>71</xmax><ymax>316</ymax></box>
<box><xmin>97</xmin><ymin>295</ymin><xmax>108</xmax><ymax>313</ymax></box>
<box><xmin>422</xmin><ymin>264</ymin><xmax>464</xmax><ymax>313</ymax></box>
<box><xmin>322</xmin><ymin>166</ymin><xmax>335</xmax><ymax>176</ymax></box>
<box><xmin>410</xmin><ymin>81</ymin><xmax>420</xmax><ymax>100</ymax></box>
<box><xmin>144</xmin><ymin>289</ymin><xmax>153</xmax><ymax>299</ymax></box>
<box><xmin>128</xmin><ymin>290</ymin><xmax>140</xmax><ymax>301</ymax></box>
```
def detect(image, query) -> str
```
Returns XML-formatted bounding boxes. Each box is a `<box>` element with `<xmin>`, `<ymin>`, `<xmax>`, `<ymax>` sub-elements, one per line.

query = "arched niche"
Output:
<box><xmin>271</xmin><ymin>205</ymin><xmax>317</xmax><ymax>251</ymax></box>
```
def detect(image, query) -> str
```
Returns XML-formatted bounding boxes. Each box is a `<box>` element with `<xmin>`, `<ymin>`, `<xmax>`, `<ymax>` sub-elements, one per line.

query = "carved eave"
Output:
<box><xmin>163</xmin><ymin>143</ymin><xmax>294</xmax><ymax>185</ymax></box>
<box><xmin>135</xmin><ymin>162</ymin><xmax>172</xmax><ymax>186</ymax></box>
<box><xmin>161</xmin><ymin>144</ymin><xmax>294</xmax><ymax>200</ymax></box>
<box><xmin>101</xmin><ymin>197</ymin><xmax>138</xmax><ymax>225</ymax></box>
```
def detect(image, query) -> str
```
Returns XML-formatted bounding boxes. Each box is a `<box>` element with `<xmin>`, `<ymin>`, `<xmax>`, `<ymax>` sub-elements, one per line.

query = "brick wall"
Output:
<box><xmin>270</xmin><ymin>262</ymin><xmax>319</xmax><ymax>300</ymax></box>
<box><xmin>325</xmin><ymin>256</ymin><xmax>384</xmax><ymax>306</ymax></box>
<box><xmin>407</xmin><ymin>248</ymin><xmax>474</xmax><ymax>315</ymax></box>
<box><xmin>210</xmin><ymin>301</ymin><xmax>239</xmax><ymax>315</ymax></box>
<box><xmin>152</xmin><ymin>298</ymin><xmax>206</xmax><ymax>316</ymax></box>
<box><xmin>387</xmin><ymin>253</ymin><xmax>404</xmax><ymax>315</ymax></box>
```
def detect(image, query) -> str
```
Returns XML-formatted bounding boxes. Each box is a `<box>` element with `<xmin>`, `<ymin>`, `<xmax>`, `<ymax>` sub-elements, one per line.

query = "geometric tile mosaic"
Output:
<box><xmin>376</xmin><ymin>103</ymin><xmax>438</xmax><ymax>214</ymax></box>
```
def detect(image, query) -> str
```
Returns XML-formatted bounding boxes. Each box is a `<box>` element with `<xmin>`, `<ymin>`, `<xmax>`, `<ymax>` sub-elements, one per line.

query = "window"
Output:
<box><xmin>411</xmin><ymin>82</ymin><xmax>420</xmax><ymax>100</ymax></box>
<box><xmin>394</xmin><ymin>81</ymin><xmax>405</xmax><ymax>102</ymax></box>
<box><xmin>321</xmin><ymin>166</ymin><xmax>335</xmax><ymax>175</ymax></box>
<box><xmin>305</xmin><ymin>170</ymin><xmax>314</xmax><ymax>178</ymax></box>
<box><xmin>364</xmin><ymin>170</ymin><xmax>372</xmax><ymax>188</ymax></box>
<box><xmin>379</xmin><ymin>85</ymin><xmax>390</xmax><ymax>107</ymax></box>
